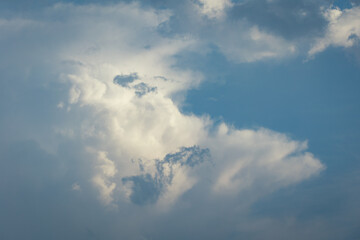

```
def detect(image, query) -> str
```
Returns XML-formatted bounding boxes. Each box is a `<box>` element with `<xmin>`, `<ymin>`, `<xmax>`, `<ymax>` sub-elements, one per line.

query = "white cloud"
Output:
<box><xmin>92</xmin><ymin>151</ymin><xmax>118</xmax><ymax>206</ymax></box>
<box><xmin>56</xmin><ymin>1</ymin><xmax>322</xmax><ymax>206</ymax></box>
<box><xmin>309</xmin><ymin>6</ymin><xmax>360</xmax><ymax>56</ymax></box>
<box><xmin>0</xmin><ymin>2</ymin><xmax>323</xmax><ymax>210</ymax></box>
<box><xmin>207</xmin><ymin>125</ymin><xmax>324</xmax><ymax>195</ymax></box>
<box><xmin>189</xmin><ymin>3</ymin><xmax>298</xmax><ymax>63</ymax></box>
<box><xmin>214</xmin><ymin>25</ymin><xmax>297</xmax><ymax>63</ymax></box>
<box><xmin>196</xmin><ymin>0</ymin><xmax>233</xmax><ymax>19</ymax></box>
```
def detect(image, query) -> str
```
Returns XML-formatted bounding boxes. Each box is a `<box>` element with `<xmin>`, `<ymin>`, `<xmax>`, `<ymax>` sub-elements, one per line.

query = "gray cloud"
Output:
<box><xmin>229</xmin><ymin>0</ymin><xmax>330</xmax><ymax>40</ymax></box>
<box><xmin>123</xmin><ymin>146</ymin><xmax>210</xmax><ymax>205</ymax></box>
<box><xmin>133</xmin><ymin>82</ymin><xmax>157</xmax><ymax>97</ymax></box>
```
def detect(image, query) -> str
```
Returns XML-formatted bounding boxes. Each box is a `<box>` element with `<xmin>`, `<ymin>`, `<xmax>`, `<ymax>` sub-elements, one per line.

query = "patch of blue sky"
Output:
<box><xmin>179</xmin><ymin>46</ymin><xmax>360</xmax><ymax>169</ymax></box>
<box><xmin>179</xmin><ymin>45</ymin><xmax>360</xmax><ymax>237</ymax></box>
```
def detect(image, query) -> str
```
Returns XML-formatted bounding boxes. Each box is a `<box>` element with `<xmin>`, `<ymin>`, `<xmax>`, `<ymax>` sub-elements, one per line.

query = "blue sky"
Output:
<box><xmin>0</xmin><ymin>0</ymin><xmax>360</xmax><ymax>239</ymax></box>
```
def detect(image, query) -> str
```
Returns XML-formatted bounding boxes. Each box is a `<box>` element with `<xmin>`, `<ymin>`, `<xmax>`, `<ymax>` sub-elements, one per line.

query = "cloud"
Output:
<box><xmin>195</xmin><ymin>0</ymin><xmax>233</xmax><ymax>19</ymax></box>
<box><xmin>207</xmin><ymin>125</ymin><xmax>323</xmax><ymax>195</ymax></box>
<box><xmin>309</xmin><ymin>6</ymin><xmax>360</xmax><ymax>56</ymax></box>
<box><xmin>156</xmin><ymin>0</ymin><xmax>360</xmax><ymax>62</ymax></box>
<box><xmin>0</xmin><ymin>1</ymin><xmax>328</xmax><ymax>238</ymax></box>
<box><xmin>59</xmin><ymin>10</ymin><xmax>323</xmax><ymax>206</ymax></box>
<box><xmin>122</xmin><ymin>146</ymin><xmax>210</xmax><ymax>206</ymax></box>
<box><xmin>228</xmin><ymin>0</ymin><xmax>329</xmax><ymax>40</ymax></box>
<box><xmin>0</xmin><ymin>1</ymin><xmax>324</xmax><ymax>207</ymax></box>
<box><xmin>212</xmin><ymin>24</ymin><xmax>297</xmax><ymax>63</ymax></box>
<box><xmin>123</xmin><ymin>0</ymin><xmax>301</xmax><ymax>63</ymax></box>
<box><xmin>92</xmin><ymin>151</ymin><xmax>118</xmax><ymax>206</ymax></box>
<box><xmin>163</xmin><ymin>0</ymin><xmax>332</xmax><ymax>63</ymax></box>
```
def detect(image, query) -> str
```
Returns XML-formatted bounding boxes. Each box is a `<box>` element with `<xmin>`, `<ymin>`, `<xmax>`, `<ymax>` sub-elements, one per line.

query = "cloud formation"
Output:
<box><xmin>18</xmin><ymin>3</ymin><xmax>321</xmax><ymax>208</ymax></box>
<box><xmin>195</xmin><ymin>0</ymin><xmax>233</xmax><ymax>19</ymax></box>
<box><xmin>309</xmin><ymin>6</ymin><xmax>360</xmax><ymax>56</ymax></box>
<box><xmin>1</xmin><ymin>1</ymin><xmax>345</xmax><ymax>239</ymax></box>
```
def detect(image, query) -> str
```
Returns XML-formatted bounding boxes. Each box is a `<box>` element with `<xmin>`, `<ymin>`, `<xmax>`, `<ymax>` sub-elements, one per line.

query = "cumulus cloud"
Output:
<box><xmin>28</xmin><ymin>3</ymin><xmax>320</xmax><ymax>209</ymax></box>
<box><xmin>210</xmin><ymin>125</ymin><xmax>323</xmax><ymax>194</ymax></box>
<box><xmin>309</xmin><ymin>6</ymin><xmax>360</xmax><ymax>56</ymax></box>
<box><xmin>0</xmin><ymin>1</ymin><xmax>328</xmax><ymax>238</ymax></box>
<box><xmin>0</xmin><ymin>1</ymin><xmax>324</xmax><ymax>207</ymax></box>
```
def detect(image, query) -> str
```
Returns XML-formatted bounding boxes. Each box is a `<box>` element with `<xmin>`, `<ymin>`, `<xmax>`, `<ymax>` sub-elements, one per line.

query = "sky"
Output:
<box><xmin>0</xmin><ymin>0</ymin><xmax>360</xmax><ymax>239</ymax></box>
